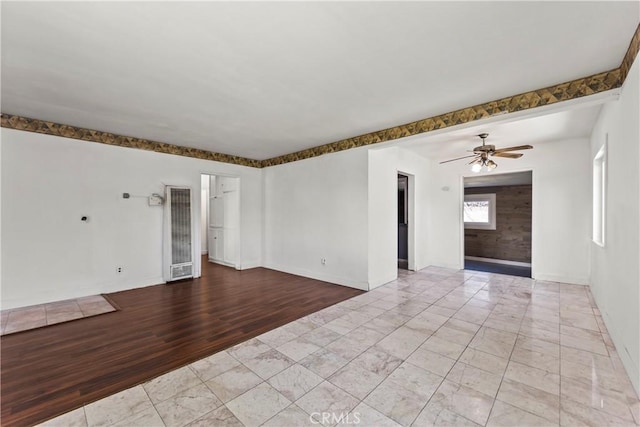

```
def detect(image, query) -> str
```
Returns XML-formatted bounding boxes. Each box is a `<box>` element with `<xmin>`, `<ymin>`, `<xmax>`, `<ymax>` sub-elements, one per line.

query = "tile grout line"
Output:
<box><xmin>364</xmin><ymin>271</ymin><xmax>496</xmax><ymax>426</ymax></box>
<box><xmin>558</xmin><ymin>287</ymin><xmax>639</xmax><ymax>425</ymax></box>
<box><xmin>411</xmin><ymin>274</ymin><xmax>491</xmax><ymax>424</ymax></box>
<box><xmin>335</xmin><ymin>287</ymin><xmax>453</xmax><ymax>425</ymax></box>
<box><xmin>462</xmin><ymin>276</ymin><xmax>531</xmax><ymax>426</ymax></box>
<box><xmin>250</xmin><ymin>273</ymin><xmax>471</xmax><ymax>425</ymax></box>
<box><xmin>1</xmin><ymin>295</ymin><xmax>116</xmax><ymax>336</ymax></box>
<box><xmin>488</xmin><ymin>279</ymin><xmax>558</xmax><ymax>426</ymax></box>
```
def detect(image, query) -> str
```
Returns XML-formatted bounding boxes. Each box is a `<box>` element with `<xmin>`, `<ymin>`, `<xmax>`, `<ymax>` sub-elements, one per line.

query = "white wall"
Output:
<box><xmin>263</xmin><ymin>133</ymin><xmax>592</xmax><ymax>292</ymax></box>
<box><xmin>422</xmin><ymin>137</ymin><xmax>592</xmax><ymax>284</ymax></box>
<box><xmin>1</xmin><ymin>129</ymin><xmax>263</xmax><ymax>309</ymax></box>
<box><xmin>367</xmin><ymin>148</ymin><xmax>397</xmax><ymax>289</ymax></box>
<box><xmin>590</xmin><ymin>56</ymin><xmax>639</xmax><ymax>395</ymax></box>
<box><xmin>368</xmin><ymin>146</ymin><xmax>431</xmax><ymax>289</ymax></box>
<box><xmin>263</xmin><ymin>148</ymin><xmax>369</xmax><ymax>290</ymax></box>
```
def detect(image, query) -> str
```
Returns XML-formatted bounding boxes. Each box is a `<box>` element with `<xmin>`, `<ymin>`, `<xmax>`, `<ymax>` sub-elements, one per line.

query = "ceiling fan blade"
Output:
<box><xmin>439</xmin><ymin>154</ymin><xmax>478</xmax><ymax>164</ymax></box>
<box><xmin>493</xmin><ymin>145</ymin><xmax>533</xmax><ymax>153</ymax></box>
<box><xmin>493</xmin><ymin>152</ymin><xmax>523</xmax><ymax>159</ymax></box>
<box><xmin>468</xmin><ymin>157</ymin><xmax>482</xmax><ymax>165</ymax></box>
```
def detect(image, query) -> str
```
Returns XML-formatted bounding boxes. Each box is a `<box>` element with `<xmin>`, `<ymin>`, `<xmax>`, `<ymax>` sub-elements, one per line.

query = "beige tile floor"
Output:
<box><xmin>1</xmin><ymin>295</ymin><xmax>116</xmax><ymax>335</ymax></box>
<box><xmin>39</xmin><ymin>267</ymin><xmax>640</xmax><ymax>427</ymax></box>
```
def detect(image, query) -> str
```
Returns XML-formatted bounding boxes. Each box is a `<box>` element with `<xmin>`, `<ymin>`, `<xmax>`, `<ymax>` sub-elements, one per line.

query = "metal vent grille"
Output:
<box><xmin>164</xmin><ymin>186</ymin><xmax>193</xmax><ymax>282</ymax></box>
<box><xmin>170</xmin><ymin>188</ymin><xmax>192</xmax><ymax>265</ymax></box>
<box><xmin>171</xmin><ymin>263</ymin><xmax>193</xmax><ymax>280</ymax></box>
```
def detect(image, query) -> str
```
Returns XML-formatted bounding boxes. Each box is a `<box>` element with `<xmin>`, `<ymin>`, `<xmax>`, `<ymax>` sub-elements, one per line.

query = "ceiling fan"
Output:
<box><xmin>440</xmin><ymin>133</ymin><xmax>533</xmax><ymax>172</ymax></box>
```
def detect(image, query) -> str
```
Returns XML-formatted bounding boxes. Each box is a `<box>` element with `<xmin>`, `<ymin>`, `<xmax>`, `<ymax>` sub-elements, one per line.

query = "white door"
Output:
<box><xmin>209</xmin><ymin>228</ymin><xmax>224</xmax><ymax>261</ymax></box>
<box><xmin>205</xmin><ymin>175</ymin><xmax>240</xmax><ymax>267</ymax></box>
<box><xmin>223</xmin><ymin>190</ymin><xmax>239</xmax><ymax>264</ymax></box>
<box><xmin>210</xmin><ymin>195</ymin><xmax>224</xmax><ymax>227</ymax></box>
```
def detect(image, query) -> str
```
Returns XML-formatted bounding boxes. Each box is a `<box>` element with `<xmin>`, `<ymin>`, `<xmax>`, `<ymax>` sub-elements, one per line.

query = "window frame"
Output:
<box><xmin>593</xmin><ymin>141</ymin><xmax>607</xmax><ymax>247</ymax></box>
<box><xmin>463</xmin><ymin>193</ymin><xmax>497</xmax><ymax>230</ymax></box>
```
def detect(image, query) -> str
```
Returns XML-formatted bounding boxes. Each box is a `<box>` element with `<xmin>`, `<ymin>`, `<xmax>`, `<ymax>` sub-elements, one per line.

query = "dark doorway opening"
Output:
<box><xmin>398</xmin><ymin>174</ymin><xmax>409</xmax><ymax>269</ymax></box>
<box><xmin>463</xmin><ymin>171</ymin><xmax>533</xmax><ymax>278</ymax></box>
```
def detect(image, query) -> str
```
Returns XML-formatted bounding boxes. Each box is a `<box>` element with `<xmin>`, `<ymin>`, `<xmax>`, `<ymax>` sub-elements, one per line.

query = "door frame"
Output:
<box><xmin>398</xmin><ymin>171</ymin><xmax>416</xmax><ymax>271</ymax></box>
<box><xmin>458</xmin><ymin>168</ymin><xmax>535</xmax><ymax>278</ymax></box>
<box><xmin>199</xmin><ymin>172</ymin><xmax>242</xmax><ymax>272</ymax></box>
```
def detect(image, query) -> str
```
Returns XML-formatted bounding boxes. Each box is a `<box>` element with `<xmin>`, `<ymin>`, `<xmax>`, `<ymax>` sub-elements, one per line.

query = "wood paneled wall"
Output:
<box><xmin>464</xmin><ymin>185</ymin><xmax>532</xmax><ymax>263</ymax></box>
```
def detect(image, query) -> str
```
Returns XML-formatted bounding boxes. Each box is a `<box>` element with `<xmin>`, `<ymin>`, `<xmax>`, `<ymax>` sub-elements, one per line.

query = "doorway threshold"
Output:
<box><xmin>464</xmin><ymin>259</ymin><xmax>531</xmax><ymax>278</ymax></box>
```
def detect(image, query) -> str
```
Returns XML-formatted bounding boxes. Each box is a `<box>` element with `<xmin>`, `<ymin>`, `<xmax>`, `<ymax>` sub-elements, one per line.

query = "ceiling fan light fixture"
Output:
<box><xmin>441</xmin><ymin>133</ymin><xmax>532</xmax><ymax>170</ymax></box>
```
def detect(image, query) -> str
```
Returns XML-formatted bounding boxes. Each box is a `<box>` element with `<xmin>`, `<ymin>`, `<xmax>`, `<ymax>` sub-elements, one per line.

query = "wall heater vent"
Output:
<box><xmin>170</xmin><ymin>263</ymin><xmax>193</xmax><ymax>280</ymax></box>
<box><xmin>164</xmin><ymin>186</ymin><xmax>194</xmax><ymax>282</ymax></box>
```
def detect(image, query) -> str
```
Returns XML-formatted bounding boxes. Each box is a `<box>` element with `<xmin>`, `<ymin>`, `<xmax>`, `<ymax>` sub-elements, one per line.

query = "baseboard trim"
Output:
<box><xmin>465</xmin><ymin>256</ymin><xmax>531</xmax><ymax>267</ymax></box>
<box><xmin>237</xmin><ymin>261</ymin><xmax>262</xmax><ymax>270</ymax></box>
<box><xmin>429</xmin><ymin>261</ymin><xmax>464</xmax><ymax>271</ymax></box>
<box><xmin>534</xmin><ymin>273</ymin><xmax>589</xmax><ymax>286</ymax></box>
<box><xmin>263</xmin><ymin>262</ymin><xmax>369</xmax><ymax>291</ymax></box>
<box><xmin>599</xmin><ymin>298</ymin><xmax>640</xmax><ymax>397</ymax></box>
<box><xmin>369</xmin><ymin>273</ymin><xmax>398</xmax><ymax>291</ymax></box>
<box><xmin>207</xmin><ymin>258</ymin><xmax>236</xmax><ymax>268</ymax></box>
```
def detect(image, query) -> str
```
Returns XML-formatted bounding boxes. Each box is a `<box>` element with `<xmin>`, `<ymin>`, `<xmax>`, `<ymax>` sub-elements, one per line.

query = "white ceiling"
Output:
<box><xmin>1</xmin><ymin>2</ymin><xmax>638</xmax><ymax>160</ymax></box>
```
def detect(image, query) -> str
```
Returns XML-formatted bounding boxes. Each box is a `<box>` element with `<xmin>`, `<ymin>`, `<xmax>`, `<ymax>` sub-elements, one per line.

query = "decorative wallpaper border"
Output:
<box><xmin>261</xmin><ymin>69</ymin><xmax>622</xmax><ymax>167</ymax></box>
<box><xmin>620</xmin><ymin>23</ymin><xmax>640</xmax><ymax>84</ymax></box>
<box><xmin>2</xmin><ymin>24</ymin><xmax>638</xmax><ymax>168</ymax></box>
<box><xmin>262</xmin><ymin>23</ymin><xmax>639</xmax><ymax>167</ymax></box>
<box><xmin>0</xmin><ymin>114</ymin><xmax>262</xmax><ymax>168</ymax></box>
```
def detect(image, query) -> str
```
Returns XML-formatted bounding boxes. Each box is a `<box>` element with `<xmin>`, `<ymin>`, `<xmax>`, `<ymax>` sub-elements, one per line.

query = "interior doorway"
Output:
<box><xmin>200</xmin><ymin>174</ymin><xmax>241</xmax><ymax>269</ymax></box>
<box><xmin>398</xmin><ymin>174</ymin><xmax>409</xmax><ymax>269</ymax></box>
<box><xmin>462</xmin><ymin>171</ymin><xmax>532</xmax><ymax>277</ymax></box>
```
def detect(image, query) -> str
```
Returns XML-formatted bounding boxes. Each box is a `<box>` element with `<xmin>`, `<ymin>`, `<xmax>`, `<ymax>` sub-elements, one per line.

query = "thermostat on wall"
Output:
<box><xmin>148</xmin><ymin>194</ymin><xmax>164</xmax><ymax>206</ymax></box>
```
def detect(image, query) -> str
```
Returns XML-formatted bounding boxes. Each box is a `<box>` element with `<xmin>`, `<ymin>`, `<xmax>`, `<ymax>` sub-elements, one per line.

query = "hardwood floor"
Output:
<box><xmin>0</xmin><ymin>260</ymin><xmax>363</xmax><ymax>426</ymax></box>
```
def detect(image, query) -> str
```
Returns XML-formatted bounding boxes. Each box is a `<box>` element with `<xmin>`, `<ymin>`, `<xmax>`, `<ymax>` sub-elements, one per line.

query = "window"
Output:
<box><xmin>593</xmin><ymin>141</ymin><xmax>606</xmax><ymax>246</ymax></box>
<box><xmin>464</xmin><ymin>193</ymin><xmax>496</xmax><ymax>230</ymax></box>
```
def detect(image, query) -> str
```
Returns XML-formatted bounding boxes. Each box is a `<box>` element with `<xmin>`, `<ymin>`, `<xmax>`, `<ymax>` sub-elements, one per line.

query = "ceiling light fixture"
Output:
<box><xmin>471</xmin><ymin>157</ymin><xmax>497</xmax><ymax>173</ymax></box>
<box><xmin>441</xmin><ymin>133</ymin><xmax>532</xmax><ymax>172</ymax></box>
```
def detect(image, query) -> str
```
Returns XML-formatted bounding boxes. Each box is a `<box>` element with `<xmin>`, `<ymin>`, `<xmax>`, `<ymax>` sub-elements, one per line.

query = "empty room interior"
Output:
<box><xmin>1</xmin><ymin>2</ymin><xmax>639</xmax><ymax>427</ymax></box>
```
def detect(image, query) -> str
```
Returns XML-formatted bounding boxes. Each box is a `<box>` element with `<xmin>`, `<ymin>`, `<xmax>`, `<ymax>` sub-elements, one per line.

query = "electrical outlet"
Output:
<box><xmin>116</xmin><ymin>266</ymin><xmax>123</xmax><ymax>274</ymax></box>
